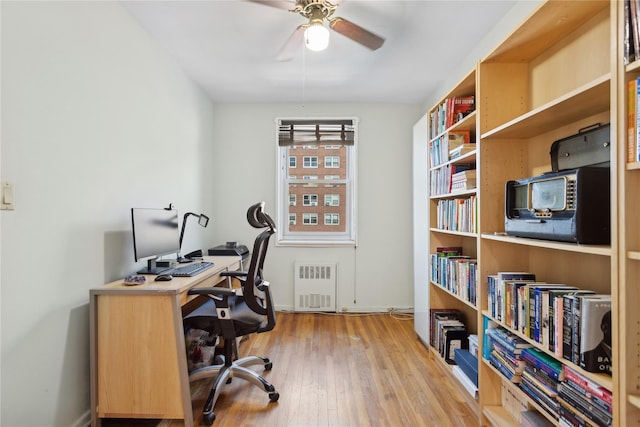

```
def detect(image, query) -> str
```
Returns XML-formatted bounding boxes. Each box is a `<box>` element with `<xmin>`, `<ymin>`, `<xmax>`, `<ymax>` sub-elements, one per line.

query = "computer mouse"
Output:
<box><xmin>154</xmin><ymin>273</ymin><xmax>173</xmax><ymax>282</ymax></box>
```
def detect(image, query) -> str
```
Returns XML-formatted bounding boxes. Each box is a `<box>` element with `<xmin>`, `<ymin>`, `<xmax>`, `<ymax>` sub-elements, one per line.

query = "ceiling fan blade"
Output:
<box><xmin>247</xmin><ymin>0</ymin><xmax>296</xmax><ymax>11</ymax></box>
<box><xmin>329</xmin><ymin>17</ymin><xmax>384</xmax><ymax>51</ymax></box>
<box><xmin>276</xmin><ymin>25</ymin><xmax>305</xmax><ymax>61</ymax></box>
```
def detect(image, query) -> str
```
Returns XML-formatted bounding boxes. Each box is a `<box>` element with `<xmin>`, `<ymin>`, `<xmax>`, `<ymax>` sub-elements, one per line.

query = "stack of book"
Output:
<box><xmin>485</xmin><ymin>326</ymin><xmax>532</xmax><ymax>384</ymax></box>
<box><xmin>453</xmin><ymin>348</ymin><xmax>478</xmax><ymax>399</ymax></box>
<box><xmin>558</xmin><ymin>365</ymin><xmax>613</xmax><ymax>427</ymax></box>
<box><xmin>429</xmin><ymin>309</ymin><xmax>467</xmax><ymax>364</ymax></box>
<box><xmin>520</xmin><ymin>348</ymin><xmax>563</xmax><ymax>419</ymax></box>
<box><xmin>450</xmin><ymin>169</ymin><xmax>476</xmax><ymax>192</ymax></box>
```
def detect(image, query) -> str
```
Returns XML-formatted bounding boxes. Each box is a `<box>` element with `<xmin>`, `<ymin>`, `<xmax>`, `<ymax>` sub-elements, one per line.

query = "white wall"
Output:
<box><xmin>209</xmin><ymin>104</ymin><xmax>422</xmax><ymax>312</ymax></box>
<box><xmin>1</xmin><ymin>2</ymin><xmax>217</xmax><ymax>425</ymax></box>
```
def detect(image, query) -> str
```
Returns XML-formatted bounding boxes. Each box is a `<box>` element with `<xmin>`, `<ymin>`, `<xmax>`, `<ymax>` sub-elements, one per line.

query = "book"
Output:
<box><xmin>572</xmin><ymin>294</ymin><xmax>604</xmax><ymax>365</ymax></box>
<box><xmin>451</xmin><ymin>365</ymin><xmax>478</xmax><ymax>399</ymax></box>
<box><xmin>442</xmin><ymin>326</ymin><xmax>468</xmax><ymax>363</ymax></box>
<box><xmin>485</xmin><ymin>326</ymin><xmax>532</xmax><ymax>354</ymax></box>
<box><xmin>523</xmin><ymin>364</ymin><xmax>560</xmax><ymax>392</ymax></box>
<box><xmin>429</xmin><ymin>309</ymin><xmax>461</xmax><ymax>347</ymax></box>
<box><xmin>636</xmin><ymin>74</ymin><xmax>640</xmax><ymax>161</ymax></box>
<box><xmin>558</xmin><ymin>385</ymin><xmax>612</xmax><ymax>427</ymax></box>
<box><xmin>578</xmin><ymin>295</ymin><xmax>612</xmax><ymax>375</ymax></box>
<box><xmin>521</xmin><ymin>347</ymin><xmax>564</xmax><ymax>381</ymax></box>
<box><xmin>497</xmin><ymin>272</ymin><xmax>536</xmax><ymax>323</ymax></box>
<box><xmin>560</xmin><ymin>381</ymin><xmax>612</xmax><ymax>416</ymax></box>
<box><xmin>489</xmin><ymin>351</ymin><xmax>521</xmax><ymax>383</ymax></box>
<box><xmin>629</xmin><ymin>78</ymin><xmax>637</xmax><ymax>163</ymax></box>
<box><xmin>547</xmin><ymin>287</ymin><xmax>578</xmax><ymax>353</ymax></box>
<box><xmin>561</xmin><ymin>291</ymin><xmax>596</xmax><ymax>363</ymax></box>
<box><xmin>563</xmin><ymin>365</ymin><xmax>613</xmax><ymax>407</ymax></box>
<box><xmin>539</xmin><ymin>286</ymin><xmax>578</xmax><ymax>348</ymax></box>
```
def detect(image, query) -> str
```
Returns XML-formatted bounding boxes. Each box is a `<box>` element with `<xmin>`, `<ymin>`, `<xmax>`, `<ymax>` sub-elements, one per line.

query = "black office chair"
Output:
<box><xmin>184</xmin><ymin>202</ymin><xmax>278</xmax><ymax>425</ymax></box>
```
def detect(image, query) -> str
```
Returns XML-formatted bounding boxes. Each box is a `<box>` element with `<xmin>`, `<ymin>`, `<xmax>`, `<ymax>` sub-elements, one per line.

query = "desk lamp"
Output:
<box><xmin>177</xmin><ymin>212</ymin><xmax>209</xmax><ymax>263</ymax></box>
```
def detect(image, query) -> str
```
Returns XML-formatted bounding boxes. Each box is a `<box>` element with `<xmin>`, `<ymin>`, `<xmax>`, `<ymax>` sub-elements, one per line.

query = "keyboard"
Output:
<box><xmin>169</xmin><ymin>261</ymin><xmax>215</xmax><ymax>277</ymax></box>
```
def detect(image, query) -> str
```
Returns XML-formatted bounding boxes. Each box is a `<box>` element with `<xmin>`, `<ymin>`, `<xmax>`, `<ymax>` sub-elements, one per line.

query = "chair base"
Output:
<box><xmin>189</xmin><ymin>355</ymin><xmax>279</xmax><ymax>425</ymax></box>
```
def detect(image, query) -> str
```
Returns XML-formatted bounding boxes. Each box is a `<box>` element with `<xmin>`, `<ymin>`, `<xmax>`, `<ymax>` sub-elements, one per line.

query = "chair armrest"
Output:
<box><xmin>188</xmin><ymin>287</ymin><xmax>236</xmax><ymax>296</ymax></box>
<box><xmin>220</xmin><ymin>270</ymin><xmax>248</xmax><ymax>278</ymax></box>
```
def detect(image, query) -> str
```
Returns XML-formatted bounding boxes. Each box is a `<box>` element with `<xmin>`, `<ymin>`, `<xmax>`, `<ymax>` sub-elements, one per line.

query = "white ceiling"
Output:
<box><xmin>121</xmin><ymin>0</ymin><xmax>518</xmax><ymax>104</ymax></box>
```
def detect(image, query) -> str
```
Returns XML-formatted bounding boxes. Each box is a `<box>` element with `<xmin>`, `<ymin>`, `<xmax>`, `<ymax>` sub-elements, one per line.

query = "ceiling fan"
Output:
<box><xmin>249</xmin><ymin>0</ymin><xmax>385</xmax><ymax>61</ymax></box>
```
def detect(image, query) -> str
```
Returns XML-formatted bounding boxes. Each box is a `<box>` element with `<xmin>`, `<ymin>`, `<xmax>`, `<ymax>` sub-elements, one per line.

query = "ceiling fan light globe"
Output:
<box><xmin>304</xmin><ymin>24</ymin><xmax>330</xmax><ymax>51</ymax></box>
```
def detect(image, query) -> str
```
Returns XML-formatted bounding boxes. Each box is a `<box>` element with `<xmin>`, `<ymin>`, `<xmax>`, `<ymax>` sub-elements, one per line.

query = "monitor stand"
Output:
<box><xmin>137</xmin><ymin>258</ymin><xmax>172</xmax><ymax>275</ymax></box>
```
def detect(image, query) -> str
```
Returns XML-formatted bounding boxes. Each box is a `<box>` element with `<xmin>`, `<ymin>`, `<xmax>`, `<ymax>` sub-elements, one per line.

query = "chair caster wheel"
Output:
<box><xmin>203</xmin><ymin>412</ymin><xmax>216</xmax><ymax>425</ymax></box>
<box><xmin>265</xmin><ymin>362</ymin><xmax>273</xmax><ymax>370</ymax></box>
<box><xmin>269</xmin><ymin>392</ymin><xmax>280</xmax><ymax>402</ymax></box>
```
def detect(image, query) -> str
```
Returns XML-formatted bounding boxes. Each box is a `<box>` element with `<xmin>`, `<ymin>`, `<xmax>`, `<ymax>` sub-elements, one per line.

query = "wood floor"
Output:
<box><xmin>107</xmin><ymin>311</ymin><xmax>480</xmax><ymax>427</ymax></box>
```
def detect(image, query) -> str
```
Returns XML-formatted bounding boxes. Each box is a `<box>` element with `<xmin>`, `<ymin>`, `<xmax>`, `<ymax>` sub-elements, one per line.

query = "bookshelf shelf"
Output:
<box><xmin>480</xmin><ymin>75</ymin><xmax>611</xmax><ymax>140</ymax></box>
<box><xmin>429</xmin><ymin>189</ymin><xmax>477</xmax><ymax>200</ymax></box>
<box><xmin>431</xmin><ymin>281</ymin><xmax>477</xmax><ymax>310</ymax></box>
<box><xmin>481</xmin><ymin>233</ymin><xmax>613</xmax><ymax>257</ymax></box>
<box><xmin>429</xmin><ymin>150</ymin><xmax>477</xmax><ymax>172</ymax></box>
<box><xmin>482</xmin><ymin>406</ymin><xmax>515</xmax><ymax>427</ymax></box>
<box><xmin>628</xmin><ymin>394</ymin><xmax>640</xmax><ymax>409</ymax></box>
<box><xmin>430</xmin><ymin>228</ymin><xmax>477</xmax><ymax>238</ymax></box>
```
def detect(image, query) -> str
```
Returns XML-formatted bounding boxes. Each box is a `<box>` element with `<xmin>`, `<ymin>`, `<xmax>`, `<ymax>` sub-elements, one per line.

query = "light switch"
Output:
<box><xmin>1</xmin><ymin>182</ymin><xmax>15</xmax><ymax>210</ymax></box>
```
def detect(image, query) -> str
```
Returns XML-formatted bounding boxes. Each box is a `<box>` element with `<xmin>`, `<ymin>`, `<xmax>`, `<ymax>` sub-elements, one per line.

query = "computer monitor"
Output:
<box><xmin>131</xmin><ymin>207</ymin><xmax>181</xmax><ymax>274</ymax></box>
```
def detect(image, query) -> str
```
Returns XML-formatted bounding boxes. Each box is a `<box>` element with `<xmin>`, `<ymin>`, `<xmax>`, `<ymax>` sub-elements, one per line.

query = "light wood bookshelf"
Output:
<box><xmin>618</xmin><ymin>0</ymin><xmax>640</xmax><ymax>424</ymax></box>
<box><xmin>415</xmin><ymin>1</ymin><xmax>634</xmax><ymax>425</ymax></box>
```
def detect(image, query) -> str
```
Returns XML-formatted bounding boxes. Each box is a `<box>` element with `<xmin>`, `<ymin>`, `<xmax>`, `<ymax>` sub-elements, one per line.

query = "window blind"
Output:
<box><xmin>278</xmin><ymin>119</ymin><xmax>355</xmax><ymax>146</ymax></box>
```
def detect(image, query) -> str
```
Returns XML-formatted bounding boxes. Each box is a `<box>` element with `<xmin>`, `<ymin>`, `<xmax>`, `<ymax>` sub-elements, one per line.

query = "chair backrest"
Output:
<box><xmin>242</xmin><ymin>202</ymin><xmax>277</xmax><ymax>332</ymax></box>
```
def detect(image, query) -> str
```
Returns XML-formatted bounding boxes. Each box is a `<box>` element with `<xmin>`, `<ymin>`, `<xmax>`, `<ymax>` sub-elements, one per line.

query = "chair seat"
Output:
<box><xmin>184</xmin><ymin>296</ymin><xmax>266</xmax><ymax>336</ymax></box>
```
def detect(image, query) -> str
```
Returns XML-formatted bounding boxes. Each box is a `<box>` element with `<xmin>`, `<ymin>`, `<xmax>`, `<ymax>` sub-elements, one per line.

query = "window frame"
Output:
<box><xmin>276</xmin><ymin>117</ymin><xmax>358</xmax><ymax>247</ymax></box>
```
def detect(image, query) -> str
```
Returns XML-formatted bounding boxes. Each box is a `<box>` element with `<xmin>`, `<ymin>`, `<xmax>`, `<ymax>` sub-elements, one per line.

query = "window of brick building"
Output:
<box><xmin>277</xmin><ymin>118</ymin><xmax>357</xmax><ymax>246</ymax></box>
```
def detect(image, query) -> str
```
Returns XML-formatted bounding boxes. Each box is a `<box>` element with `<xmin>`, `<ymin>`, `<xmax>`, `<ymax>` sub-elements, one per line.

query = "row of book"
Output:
<box><xmin>429</xmin><ymin>309</ymin><xmax>468</xmax><ymax>364</ymax></box>
<box><xmin>435</xmin><ymin>195</ymin><xmax>477</xmax><ymax>233</ymax></box>
<box><xmin>428</xmin><ymin>130</ymin><xmax>472</xmax><ymax>168</ymax></box>
<box><xmin>627</xmin><ymin>76</ymin><xmax>640</xmax><ymax>163</ymax></box>
<box><xmin>430</xmin><ymin>163</ymin><xmax>474</xmax><ymax>196</ymax></box>
<box><xmin>486</xmin><ymin>272</ymin><xmax>612</xmax><ymax>375</ymax></box>
<box><xmin>429</xmin><ymin>247</ymin><xmax>477</xmax><ymax>306</ymax></box>
<box><xmin>428</xmin><ymin>96</ymin><xmax>475</xmax><ymax>139</ymax></box>
<box><xmin>484</xmin><ymin>322</ymin><xmax>613</xmax><ymax>426</ymax></box>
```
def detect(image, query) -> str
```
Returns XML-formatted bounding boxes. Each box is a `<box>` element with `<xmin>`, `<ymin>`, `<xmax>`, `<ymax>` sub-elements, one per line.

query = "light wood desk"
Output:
<box><xmin>89</xmin><ymin>256</ymin><xmax>241</xmax><ymax>427</ymax></box>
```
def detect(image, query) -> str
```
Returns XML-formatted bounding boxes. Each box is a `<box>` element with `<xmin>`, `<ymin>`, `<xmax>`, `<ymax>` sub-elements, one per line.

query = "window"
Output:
<box><xmin>277</xmin><ymin>118</ymin><xmax>357</xmax><ymax>245</ymax></box>
<box><xmin>302</xmin><ymin>213</ymin><xmax>318</xmax><ymax>225</ymax></box>
<box><xmin>324</xmin><ymin>213</ymin><xmax>340</xmax><ymax>225</ymax></box>
<box><xmin>303</xmin><ymin>156</ymin><xmax>318</xmax><ymax>168</ymax></box>
<box><xmin>303</xmin><ymin>194</ymin><xmax>318</xmax><ymax>206</ymax></box>
<box><xmin>324</xmin><ymin>194</ymin><xmax>340</xmax><ymax>206</ymax></box>
<box><xmin>325</xmin><ymin>156</ymin><xmax>340</xmax><ymax>168</ymax></box>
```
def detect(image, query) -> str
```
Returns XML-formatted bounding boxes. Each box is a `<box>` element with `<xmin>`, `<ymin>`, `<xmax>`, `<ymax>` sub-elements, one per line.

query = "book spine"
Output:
<box><xmin>571</xmin><ymin>297</ymin><xmax>583</xmax><ymax>365</ymax></box>
<box><xmin>563</xmin><ymin>379</ymin><xmax>612</xmax><ymax>415</ymax></box>
<box><xmin>629</xmin><ymin>78</ymin><xmax>637</xmax><ymax>163</ymax></box>
<box><xmin>558</xmin><ymin>384</ymin><xmax>612</xmax><ymax>427</ymax></box>
<box><xmin>554</xmin><ymin>296</ymin><xmax>564</xmax><ymax>357</ymax></box>
<box><xmin>563</xmin><ymin>366</ymin><xmax>613</xmax><ymax>405</ymax></box>
<box><xmin>521</xmin><ymin>350</ymin><xmax>562</xmax><ymax>381</ymax></box>
<box><xmin>562</xmin><ymin>295</ymin><xmax>574</xmax><ymax>362</ymax></box>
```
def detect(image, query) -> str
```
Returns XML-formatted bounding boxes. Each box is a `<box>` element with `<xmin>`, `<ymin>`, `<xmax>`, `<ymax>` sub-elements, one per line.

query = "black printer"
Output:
<box><xmin>208</xmin><ymin>242</ymin><xmax>250</xmax><ymax>268</ymax></box>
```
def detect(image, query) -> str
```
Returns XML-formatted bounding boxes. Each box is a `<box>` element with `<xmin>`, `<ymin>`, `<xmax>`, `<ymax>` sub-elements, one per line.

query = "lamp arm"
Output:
<box><xmin>179</xmin><ymin>212</ymin><xmax>197</xmax><ymax>249</ymax></box>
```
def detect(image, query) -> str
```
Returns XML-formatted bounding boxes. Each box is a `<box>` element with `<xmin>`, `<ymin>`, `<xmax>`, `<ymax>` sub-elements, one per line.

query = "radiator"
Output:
<box><xmin>293</xmin><ymin>262</ymin><xmax>337</xmax><ymax>312</ymax></box>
